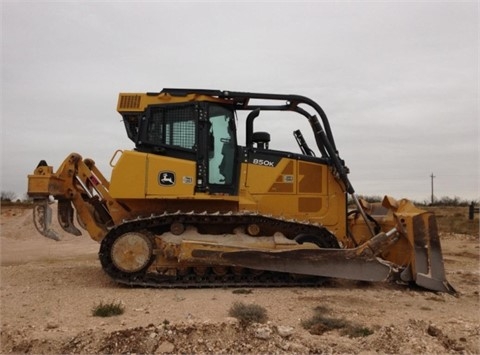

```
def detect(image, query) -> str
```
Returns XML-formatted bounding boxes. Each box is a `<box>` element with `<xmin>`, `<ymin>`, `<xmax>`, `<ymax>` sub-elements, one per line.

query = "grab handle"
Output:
<box><xmin>109</xmin><ymin>150</ymin><xmax>123</xmax><ymax>167</ymax></box>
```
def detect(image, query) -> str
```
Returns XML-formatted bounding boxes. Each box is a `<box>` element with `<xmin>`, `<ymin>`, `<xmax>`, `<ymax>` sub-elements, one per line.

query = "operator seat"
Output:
<box><xmin>252</xmin><ymin>132</ymin><xmax>270</xmax><ymax>149</ymax></box>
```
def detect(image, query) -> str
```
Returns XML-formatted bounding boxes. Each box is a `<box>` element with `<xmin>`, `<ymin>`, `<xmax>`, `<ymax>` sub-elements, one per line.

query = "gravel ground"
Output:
<box><xmin>1</xmin><ymin>206</ymin><xmax>479</xmax><ymax>354</ymax></box>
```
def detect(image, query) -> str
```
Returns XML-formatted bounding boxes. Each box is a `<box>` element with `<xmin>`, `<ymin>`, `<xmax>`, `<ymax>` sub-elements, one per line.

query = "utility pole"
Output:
<box><xmin>430</xmin><ymin>173</ymin><xmax>435</xmax><ymax>205</ymax></box>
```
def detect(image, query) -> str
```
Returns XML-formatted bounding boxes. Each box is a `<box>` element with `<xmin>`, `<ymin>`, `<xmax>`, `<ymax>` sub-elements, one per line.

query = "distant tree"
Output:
<box><xmin>1</xmin><ymin>191</ymin><xmax>16</xmax><ymax>202</ymax></box>
<box><xmin>348</xmin><ymin>195</ymin><xmax>382</xmax><ymax>205</ymax></box>
<box><xmin>431</xmin><ymin>196</ymin><xmax>472</xmax><ymax>207</ymax></box>
<box><xmin>22</xmin><ymin>193</ymin><xmax>33</xmax><ymax>203</ymax></box>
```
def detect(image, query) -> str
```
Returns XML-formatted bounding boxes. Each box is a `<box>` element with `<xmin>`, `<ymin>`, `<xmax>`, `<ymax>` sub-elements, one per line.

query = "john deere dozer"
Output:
<box><xmin>27</xmin><ymin>89</ymin><xmax>455</xmax><ymax>293</ymax></box>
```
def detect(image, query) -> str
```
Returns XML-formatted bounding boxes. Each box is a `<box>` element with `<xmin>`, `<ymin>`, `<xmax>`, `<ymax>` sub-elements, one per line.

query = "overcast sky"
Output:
<box><xmin>1</xmin><ymin>1</ymin><xmax>478</xmax><ymax>202</ymax></box>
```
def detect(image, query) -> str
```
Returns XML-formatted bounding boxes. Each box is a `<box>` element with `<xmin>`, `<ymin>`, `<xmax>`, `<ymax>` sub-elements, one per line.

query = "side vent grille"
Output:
<box><xmin>119</xmin><ymin>95</ymin><xmax>141</xmax><ymax>109</ymax></box>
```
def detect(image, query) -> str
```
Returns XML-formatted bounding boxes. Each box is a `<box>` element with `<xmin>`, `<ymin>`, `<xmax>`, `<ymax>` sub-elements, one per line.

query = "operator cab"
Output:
<box><xmin>130</xmin><ymin>102</ymin><xmax>239</xmax><ymax>194</ymax></box>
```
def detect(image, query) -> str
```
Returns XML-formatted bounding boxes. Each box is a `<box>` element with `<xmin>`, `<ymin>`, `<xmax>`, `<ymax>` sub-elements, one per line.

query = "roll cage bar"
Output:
<box><xmin>158</xmin><ymin>89</ymin><xmax>335</xmax><ymax>147</ymax></box>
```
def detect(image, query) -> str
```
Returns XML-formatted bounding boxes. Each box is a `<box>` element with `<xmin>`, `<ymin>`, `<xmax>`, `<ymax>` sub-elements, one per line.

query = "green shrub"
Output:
<box><xmin>228</xmin><ymin>301</ymin><xmax>267</xmax><ymax>325</ymax></box>
<box><xmin>92</xmin><ymin>301</ymin><xmax>125</xmax><ymax>317</ymax></box>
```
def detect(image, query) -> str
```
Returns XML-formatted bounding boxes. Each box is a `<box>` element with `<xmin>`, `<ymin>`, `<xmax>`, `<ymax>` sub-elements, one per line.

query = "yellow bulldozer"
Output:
<box><xmin>27</xmin><ymin>89</ymin><xmax>455</xmax><ymax>293</ymax></box>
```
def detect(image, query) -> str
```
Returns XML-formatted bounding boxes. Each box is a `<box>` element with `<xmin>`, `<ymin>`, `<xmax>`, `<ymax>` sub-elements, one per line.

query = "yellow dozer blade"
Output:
<box><xmin>352</xmin><ymin>197</ymin><xmax>456</xmax><ymax>294</ymax></box>
<box><xmin>391</xmin><ymin>202</ymin><xmax>455</xmax><ymax>293</ymax></box>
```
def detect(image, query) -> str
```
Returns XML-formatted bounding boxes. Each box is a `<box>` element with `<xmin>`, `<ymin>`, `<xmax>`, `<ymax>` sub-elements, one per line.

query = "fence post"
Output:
<box><xmin>469</xmin><ymin>202</ymin><xmax>474</xmax><ymax>220</ymax></box>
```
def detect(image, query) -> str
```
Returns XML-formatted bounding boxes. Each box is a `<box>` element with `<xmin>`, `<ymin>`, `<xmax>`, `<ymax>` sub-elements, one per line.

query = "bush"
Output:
<box><xmin>302</xmin><ymin>305</ymin><xmax>374</xmax><ymax>337</ymax></box>
<box><xmin>348</xmin><ymin>195</ymin><xmax>382</xmax><ymax>204</ymax></box>
<box><xmin>228</xmin><ymin>301</ymin><xmax>267</xmax><ymax>325</ymax></box>
<box><xmin>0</xmin><ymin>191</ymin><xmax>16</xmax><ymax>202</ymax></box>
<box><xmin>425</xmin><ymin>206</ymin><xmax>479</xmax><ymax>235</ymax></box>
<box><xmin>348</xmin><ymin>194</ymin><xmax>479</xmax><ymax>208</ymax></box>
<box><xmin>301</xmin><ymin>313</ymin><xmax>347</xmax><ymax>335</ymax></box>
<box><xmin>344</xmin><ymin>325</ymin><xmax>374</xmax><ymax>338</ymax></box>
<box><xmin>162</xmin><ymin>319</ymin><xmax>170</xmax><ymax>329</ymax></box>
<box><xmin>91</xmin><ymin>301</ymin><xmax>125</xmax><ymax>317</ymax></box>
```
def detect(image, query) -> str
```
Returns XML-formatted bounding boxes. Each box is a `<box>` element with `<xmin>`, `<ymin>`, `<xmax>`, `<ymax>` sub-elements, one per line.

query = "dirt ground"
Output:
<box><xmin>1</xmin><ymin>205</ymin><xmax>479</xmax><ymax>354</ymax></box>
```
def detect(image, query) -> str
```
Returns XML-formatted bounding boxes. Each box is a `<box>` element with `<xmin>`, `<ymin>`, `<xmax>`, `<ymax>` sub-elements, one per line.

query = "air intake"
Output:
<box><xmin>119</xmin><ymin>95</ymin><xmax>141</xmax><ymax>109</ymax></box>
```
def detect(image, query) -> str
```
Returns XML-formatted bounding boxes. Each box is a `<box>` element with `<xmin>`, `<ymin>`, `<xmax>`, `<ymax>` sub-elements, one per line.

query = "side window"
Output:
<box><xmin>143</xmin><ymin>105</ymin><xmax>196</xmax><ymax>150</ymax></box>
<box><xmin>208</xmin><ymin>107</ymin><xmax>236</xmax><ymax>185</ymax></box>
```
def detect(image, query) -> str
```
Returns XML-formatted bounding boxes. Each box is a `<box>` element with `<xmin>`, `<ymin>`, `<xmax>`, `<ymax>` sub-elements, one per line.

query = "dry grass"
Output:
<box><xmin>301</xmin><ymin>305</ymin><xmax>374</xmax><ymax>338</ymax></box>
<box><xmin>228</xmin><ymin>301</ymin><xmax>268</xmax><ymax>325</ymax></box>
<box><xmin>91</xmin><ymin>301</ymin><xmax>125</xmax><ymax>317</ymax></box>
<box><xmin>425</xmin><ymin>206</ymin><xmax>479</xmax><ymax>236</ymax></box>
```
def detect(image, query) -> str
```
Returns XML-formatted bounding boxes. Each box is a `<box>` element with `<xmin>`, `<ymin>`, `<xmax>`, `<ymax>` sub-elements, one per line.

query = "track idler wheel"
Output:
<box><xmin>109</xmin><ymin>231</ymin><xmax>155</xmax><ymax>274</ymax></box>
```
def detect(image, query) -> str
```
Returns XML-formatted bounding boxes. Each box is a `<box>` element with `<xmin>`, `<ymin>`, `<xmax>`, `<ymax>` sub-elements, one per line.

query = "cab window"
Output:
<box><xmin>141</xmin><ymin>105</ymin><xmax>197</xmax><ymax>151</ymax></box>
<box><xmin>208</xmin><ymin>106</ymin><xmax>236</xmax><ymax>185</ymax></box>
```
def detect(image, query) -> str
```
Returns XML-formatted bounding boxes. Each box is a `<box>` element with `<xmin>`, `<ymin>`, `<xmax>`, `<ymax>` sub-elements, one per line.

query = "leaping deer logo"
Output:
<box><xmin>159</xmin><ymin>171</ymin><xmax>175</xmax><ymax>186</ymax></box>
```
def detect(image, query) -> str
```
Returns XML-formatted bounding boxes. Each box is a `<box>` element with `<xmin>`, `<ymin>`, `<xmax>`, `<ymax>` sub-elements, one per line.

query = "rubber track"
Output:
<box><xmin>99</xmin><ymin>211</ymin><xmax>340</xmax><ymax>288</ymax></box>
